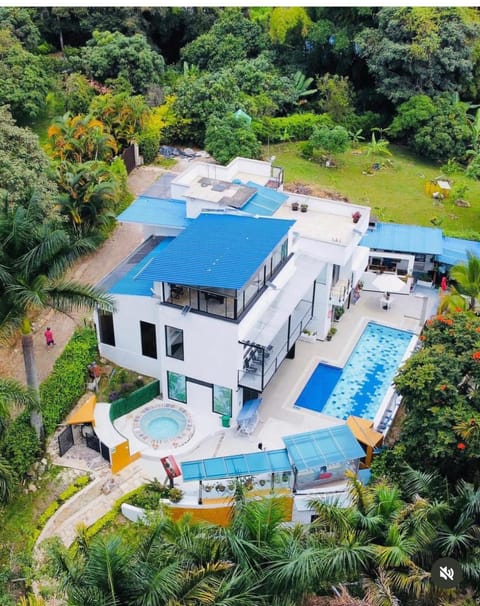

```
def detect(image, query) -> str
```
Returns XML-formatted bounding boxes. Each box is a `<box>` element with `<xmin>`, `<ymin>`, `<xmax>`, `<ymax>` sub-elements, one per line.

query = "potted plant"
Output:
<box><xmin>352</xmin><ymin>211</ymin><xmax>361</xmax><ymax>223</ymax></box>
<box><xmin>300</xmin><ymin>329</ymin><xmax>317</xmax><ymax>343</ymax></box>
<box><xmin>215</xmin><ymin>483</ymin><xmax>226</xmax><ymax>493</ymax></box>
<box><xmin>326</xmin><ymin>327</ymin><xmax>337</xmax><ymax>341</ymax></box>
<box><xmin>291</xmin><ymin>201</ymin><xmax>299</xmax><ymax>211</ymax></box>
<box><xmin>168</xmin><ymin>487</ymin><xmax>183</xmax><ymax>503</ymax></box>
<box><xmin>300</xmin><ymin>203</ymin><xmax>309</xmax><ymax>213</ymax></box>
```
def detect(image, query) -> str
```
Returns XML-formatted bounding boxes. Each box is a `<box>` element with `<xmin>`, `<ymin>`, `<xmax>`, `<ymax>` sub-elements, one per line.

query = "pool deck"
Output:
<box><xmin>134</xmin><ymin>285</ymin><xmax>439</xmax><ymax>480</ymax></box>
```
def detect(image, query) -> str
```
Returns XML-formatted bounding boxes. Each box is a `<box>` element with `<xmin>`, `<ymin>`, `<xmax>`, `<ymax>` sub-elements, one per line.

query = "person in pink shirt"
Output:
<box><xmin>44</xmin><ymin>327</ymin><xmax>54</xmax><ymax>348</ymax></box>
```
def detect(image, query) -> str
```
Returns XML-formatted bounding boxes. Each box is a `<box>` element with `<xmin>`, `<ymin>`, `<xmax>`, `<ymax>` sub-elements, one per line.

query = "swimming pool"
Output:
<box><xmin>296</xmin><ymin>322</ymin><xmax>414</xmax><ymax>420</ymax></box>
<box><xmin>133</xmin><ymin>403</ymin><xmax>195</xmax><ymax>448</ymax></box>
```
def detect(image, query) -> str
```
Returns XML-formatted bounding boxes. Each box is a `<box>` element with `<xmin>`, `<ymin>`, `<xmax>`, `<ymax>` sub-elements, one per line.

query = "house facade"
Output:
<box><xmin>95</xmin><ymin>157</ymin><xmax>370</xmax><ymax>424</ymax></box>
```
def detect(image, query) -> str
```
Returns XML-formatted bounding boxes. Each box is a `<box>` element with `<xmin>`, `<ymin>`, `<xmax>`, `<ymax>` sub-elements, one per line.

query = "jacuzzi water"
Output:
<box><xmin>140</xmin><ymin>408</ymin><xmax>187</xmax><ymax>440</ymax></box>
<box><xmin>296</xmin><ymin>322</ymin><xmax>414</xmax><ymax>420</ymax></box>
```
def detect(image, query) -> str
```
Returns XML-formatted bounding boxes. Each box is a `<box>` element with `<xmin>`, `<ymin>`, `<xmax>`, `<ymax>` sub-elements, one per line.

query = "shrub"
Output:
<box><xmin>139</xmin><ymin>130</ymin><xmax>160</xmax><ymax>165</ymax></box>
<box><xmin>0</xmin><ymin>412</ymin><xmax>40</xmax><ymax>479</ymax></box>
<box><xmin>252</xmin><ymin>113</ymin><xmax>333</xmax><ymax>143</ymax></box>
<box><xmin>168</xmin><ymin>487</ymin><xmax>183</xmax><ymax>503</ymax></box>
<box><xmin>36</xmin><ymin>502</ymin><xmax>60</xmax><ymax>529</ymax></box>
<box><xmin>40</xmin><ymin>328</ymin><xmax>98</xmax><ymax>436</ymax></box>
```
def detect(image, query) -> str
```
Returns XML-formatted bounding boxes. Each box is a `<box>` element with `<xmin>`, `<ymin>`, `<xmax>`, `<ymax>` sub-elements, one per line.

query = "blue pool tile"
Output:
<box><xmin>296</xmin><ymin>322</ymin><xmax>413</xmax><ymax>420</ymax></box>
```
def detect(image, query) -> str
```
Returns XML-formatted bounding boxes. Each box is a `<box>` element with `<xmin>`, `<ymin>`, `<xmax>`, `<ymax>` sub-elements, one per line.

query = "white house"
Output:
<box><xmin>95</xmin><ymin>157</ymin><xmax>370</xmax><ymax>424</ymax></box>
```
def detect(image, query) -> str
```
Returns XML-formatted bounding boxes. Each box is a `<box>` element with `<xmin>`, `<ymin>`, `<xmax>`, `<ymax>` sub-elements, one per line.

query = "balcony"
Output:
<box><xmin>238</xmin><ymin>299</ymin><xmax>312</xmax><ymax>391</ymax></box>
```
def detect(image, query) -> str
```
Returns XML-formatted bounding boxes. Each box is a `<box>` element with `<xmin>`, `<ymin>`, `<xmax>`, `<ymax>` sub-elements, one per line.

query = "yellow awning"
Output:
<box><xmin>347</xmin><ymin>416</ymin><xmax>383</xmax><ymax>448</ymax></box>
<box><xmin>67</xmin><ymin>395</ymin><xmax>96</xmax><ymax>425</ymax></box>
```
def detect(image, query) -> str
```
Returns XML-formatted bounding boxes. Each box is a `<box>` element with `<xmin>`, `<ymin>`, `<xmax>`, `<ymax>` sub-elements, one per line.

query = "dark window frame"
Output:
<box><xmin>140</xmin><ymin>321</ymin><xmax>157</xmax><ymax>359</ymax></box>
<box><xmin>165</xmin><ymin>325</ymin><xmax>184</xmax><ymax>360</ymax></box>
<box><xmin>98</xmin><ymin>310</ymin><xmax>115</xmax><ymax>346</ymax></box>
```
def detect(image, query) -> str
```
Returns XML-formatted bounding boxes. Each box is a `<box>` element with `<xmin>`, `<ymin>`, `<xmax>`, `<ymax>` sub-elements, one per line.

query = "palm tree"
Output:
<box><xmin>0</xmin><ymin>378</ymin><xmax>37</xmax><ymax>502</ymax></box>
<box><xmin>449</xmin><ymin>251</ymin><xmax>480</xmax><ymax>310</ymax></box>
<box><xmin>438</xmin><ymin>286</ymin><xmax>468</xmax><ymax>314</ymax></box>
<box><xmin>47</xmin><ymin>113</ymin><xmax>117</xmax><ymax>163</ymax></box>
<box><xmin>0</xmin><ymin>200</ymin><xmax>115</xmax><ymax>440</ymax></box>
<box><xmin>56</xmin><ymin>161</ymin><xmax>119</xmax><ymax>236</ymax></box>
<box><xmin>303</xmin><ymin>472</ymin><xmax>449</xmax><ymax>603</ymax></box>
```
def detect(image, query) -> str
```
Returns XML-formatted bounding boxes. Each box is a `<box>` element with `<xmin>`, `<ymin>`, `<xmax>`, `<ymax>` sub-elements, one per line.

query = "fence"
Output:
<box><xmin>109</xmin><ymin>380</ymin><xmax>160</xmax><ymax>423</ymax></box>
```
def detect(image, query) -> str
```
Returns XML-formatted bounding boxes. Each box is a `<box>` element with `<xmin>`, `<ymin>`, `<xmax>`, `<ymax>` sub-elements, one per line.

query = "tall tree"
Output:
<box><xmin>356</xmin><ymin>7</ymin><xmax>480</xmax><ymax>105</ymax></box>
<box><xmin>79</xmin><ymin>29</ymin><xmax>165</xmax><ymax>94</ymax></box>
<box><xmin>0</xmin><ymin>28</ymin><xmax>52</xmax><ymax>121</ymax></box>
<box><xmin>181</xmin><ymin>8</ymin><xmax>267</xmax><ymax>71</ymax></box>
<box><xmin>0</xmin><ymin>201</ymin><xmax>114</xmax><ymax>440</ymax></box>
<box><xmin>0</xmin><ymin>106</ymin><xmax>57</xmax><ymax>215</ymax></box>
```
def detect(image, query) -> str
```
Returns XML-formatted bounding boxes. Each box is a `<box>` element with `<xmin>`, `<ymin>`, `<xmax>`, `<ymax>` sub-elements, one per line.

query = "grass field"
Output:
<box><xmin>269</xmin><ymin>142</ymin><xmax>480</xmax><ymax>238</ymax></box>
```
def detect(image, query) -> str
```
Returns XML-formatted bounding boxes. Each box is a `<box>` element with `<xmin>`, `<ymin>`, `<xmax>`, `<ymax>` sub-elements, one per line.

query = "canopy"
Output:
<box><xmin>66</xmin><ymin>395</ymin><xmax>96</xmax><ymax>425</ymax></box>
<box><xmin>372</xmin><ymin>274</ymin><xmax>408</xmax><ymax>294</ymax></box>
<box><xmin>346</xmin><ymin>416</ymin><xmax>383</xmax><ymax>448</ymax></box>
<box><xmin>237</xmin><ymin>398</ymin><xmax>262</xmax><ymax>422</ymax></box>
<box><xmin>181</xmin><ymin>448</ymin><xmax>291</xmax><ymax>481</ymax></box>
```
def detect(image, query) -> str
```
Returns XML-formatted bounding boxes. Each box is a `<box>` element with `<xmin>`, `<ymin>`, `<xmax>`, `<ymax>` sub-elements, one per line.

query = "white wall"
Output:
<box><xmin>97</xmin><ymin>295</ymin><xmax>162</xmax><ymax>379</ymax></box>
<box><xmin>158</xmin><ymin>305</ymin><xmax>243</xmax><ymax>416</ymax></box>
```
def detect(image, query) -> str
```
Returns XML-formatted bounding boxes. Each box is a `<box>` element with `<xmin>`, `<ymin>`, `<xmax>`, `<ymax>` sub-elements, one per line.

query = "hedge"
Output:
<box><xmin>0</xmin><ymin>412</ymin><xmax>41</xmax><ymax>479</ymax></box>
<box><xmin>39</xmin><ymin>327</ymin><xmax>98</xmax><ymax>436</ymax></box>
<box><xmin>252</xmin><ymin>113</ymin><xmax>333</xmax><ymax>143</ymax></box>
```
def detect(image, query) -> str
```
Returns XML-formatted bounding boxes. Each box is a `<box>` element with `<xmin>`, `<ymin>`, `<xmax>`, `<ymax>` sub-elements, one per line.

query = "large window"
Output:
<box><xmin>167</xmin><ymin>371</ymin><xmax>186</xmax><ymax>403</ymax></box>
<box><xmin>140</xmin><ymin>321</ymin><xmax>157</xmax><ymax>359</ymax></box>
<box><xmin>98</xmin><ymin>311</ymin><xmax>115</xmax><ymax>346</ymax></box>
<box><xmin>165</xmin><ymin>325</ymin><xmax>184</xmax><ymax>360</ymax></box>
<box><xmin>212</xmin><ymin>385</ymin><xmax>232</xmax><ymax>416</ymax></box>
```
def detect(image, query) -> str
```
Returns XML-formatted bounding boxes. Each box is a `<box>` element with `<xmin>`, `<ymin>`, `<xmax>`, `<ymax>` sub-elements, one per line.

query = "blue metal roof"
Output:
<box><xmin>438</xmin><ymin>236</ymin><xmax>480</xmax><ymax>267</ymax></box>
<box><xmin>117</xmin><ymin>196</ymin><xmax>191</xmax><ymax>228</ymax></box>
<box><xmin>181</xmin><ymin>448</ymin><xmax>292</xmax><ymax>481</ymax></box>
<box><xmin>241</xmin><ymin>182</ymin><xmax>288</xmax><ymax>216</ymax></box>
<box><xmin>361</xmin><ymin>222</ymin><xmax>443</xmax><ymax>255</ymax></box>
<box><xmin>109</xmin><ymin>238</ymin><xmax>174</xmax><ymax>296</ymax></box>
<box><xmin>283</xmin><ymin>425</ymin><xmax>365</xmax><ymax>472</ymax></box>
<box><xmin>138</xmin><ymin>213</ymin><xmax>294</xmax><ymax>289</ymax></box>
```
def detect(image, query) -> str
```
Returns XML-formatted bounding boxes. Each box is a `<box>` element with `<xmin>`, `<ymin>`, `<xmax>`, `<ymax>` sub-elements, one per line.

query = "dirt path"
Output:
<box><xmin>0</xmin><ymin>165</ymin><xmax>167</xmax><ymax>385</ymax></box>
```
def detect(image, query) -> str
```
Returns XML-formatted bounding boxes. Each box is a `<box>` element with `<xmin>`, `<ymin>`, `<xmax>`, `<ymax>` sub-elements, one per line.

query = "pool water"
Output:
<box><xmin>296</xmin><ymin>322</ymin><xmax>413</xmax><ymax>420</ymax></box>
<box><xmin>140</xmin><ymin>408</ymin><xmax>187</xmax><ymax>440</ymax></box>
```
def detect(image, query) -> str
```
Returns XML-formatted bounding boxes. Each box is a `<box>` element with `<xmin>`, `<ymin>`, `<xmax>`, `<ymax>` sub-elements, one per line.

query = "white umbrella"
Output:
<box><xmin>372</xmin><ymin>274</ymin><xmax>408</xmax><ymax>294</ymax></box>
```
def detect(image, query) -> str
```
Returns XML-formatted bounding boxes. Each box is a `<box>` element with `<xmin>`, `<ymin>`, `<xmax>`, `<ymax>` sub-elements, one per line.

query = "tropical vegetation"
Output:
<box><xmin>43</xmin><ymin>472</ymin><xmax>480</xmax><ymax>605</ymax></box>
<box><xmin>2</xmin><ymin>6</ymin><xmax>480</xmax><ymax>605</ymax></box>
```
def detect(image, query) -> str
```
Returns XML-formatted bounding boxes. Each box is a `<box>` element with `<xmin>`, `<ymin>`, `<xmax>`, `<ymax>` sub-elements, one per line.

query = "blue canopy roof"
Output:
<box><xmin>181</xmin><ymin>448</ymin><xmax>292</xmax><ymax>481</ymax></box>
<box><xmin>361</xmin><ymin>222</ymin><xmax>443</xmax><ymax>255</ymax></box>
<box><xmin>137</xmin><ymin>213</ymin><xmax>294</xmax><ymax>290</ymax></box>
<box><xmin>117</xmin><ymin>196</ymin><xmax>191</xmax><ymax>229</ymax></box>
<box><xmin>438</xmin><ymin>236</ymin><xmax>480</xmax><ymax>267</ymax></box>
<box><xmin>109</xmin><ymin>238</ymin><xmax>174</xmax><ymax>296</ymax></box>
<box><xmin>241</xmin><ymin>182</ymin><xmax>288</xmax><ymax>216</ymax></box>
<box><xmin>283</xmin><ymin>425</ymin><xmax>364</xmax><ymax>472</ymax></box>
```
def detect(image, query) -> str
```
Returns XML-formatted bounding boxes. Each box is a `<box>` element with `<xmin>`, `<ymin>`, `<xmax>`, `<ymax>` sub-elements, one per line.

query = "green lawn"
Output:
<box><xmin>270</xmin><ymin>143</ymin><xmax>480</xmax><ymax>238</ymax></box>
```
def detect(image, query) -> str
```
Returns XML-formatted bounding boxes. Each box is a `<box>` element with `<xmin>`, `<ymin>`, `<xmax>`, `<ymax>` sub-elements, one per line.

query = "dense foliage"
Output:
<box><xmin>46</xmin><ymin>475</ymin><xmax>480</xmax><ymax>605</ymax></box>
<box><xmin>392</xmin><ymin>311</ymin><xmax>480</xmax><ymax>482</ymax></box>
<box><xmin>39</xmin><ymin>327</ymin><xmax>98</xmax><ymax>435</ymax></box>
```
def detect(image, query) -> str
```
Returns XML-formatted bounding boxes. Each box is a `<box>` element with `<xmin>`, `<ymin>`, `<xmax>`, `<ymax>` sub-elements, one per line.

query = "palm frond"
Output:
<box><xmin>46</xmin><ymin>281</ymin><xmax>116</xmax><ymax>313</ymax></box>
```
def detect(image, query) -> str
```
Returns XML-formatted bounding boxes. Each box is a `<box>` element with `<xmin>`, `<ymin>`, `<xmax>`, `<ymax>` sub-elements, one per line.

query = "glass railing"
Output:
<box><xmin>238</xmin><ymin>300</ymin><xmax>312</xmax><ymax>391</ymax></box>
